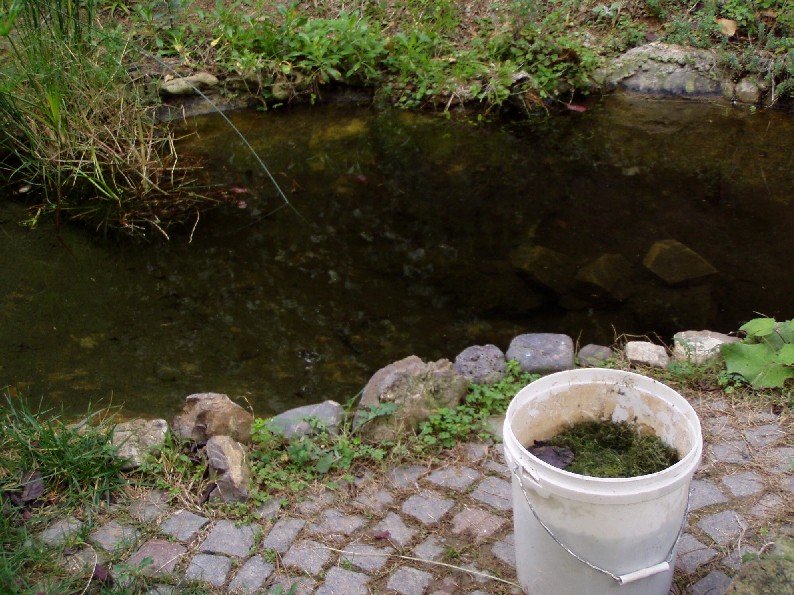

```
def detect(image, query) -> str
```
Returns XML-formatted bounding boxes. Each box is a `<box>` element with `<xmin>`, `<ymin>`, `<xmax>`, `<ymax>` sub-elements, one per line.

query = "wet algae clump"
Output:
<box><xmin>533</xmin><ymin>420</ymin><xmax>680</xmax><ymax>478</ymax></box>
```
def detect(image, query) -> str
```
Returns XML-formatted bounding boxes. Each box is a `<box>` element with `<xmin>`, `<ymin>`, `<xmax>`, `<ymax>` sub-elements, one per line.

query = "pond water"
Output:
<box><xmin>2</xmin><ymin>95</ymin><xmax>792</xmax><ymax>419</ymax></box>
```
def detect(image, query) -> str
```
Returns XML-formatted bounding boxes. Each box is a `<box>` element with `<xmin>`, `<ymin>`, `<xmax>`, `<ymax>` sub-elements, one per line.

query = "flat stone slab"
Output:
<box><xmin>126</xmin><ymin>539</ymin><xmax>186</xmax><ymax>577</ymax></box>
<box><xmin>412</xmin><ymin>536</ymin><xmax>445</xmax><ymax>562</ymax></box>
<box><xmin>506</xmin><ymin>333</ymin><xmax>575</xmax><ymax>373</ymax></box>
<box><xmin>341</xmin><ymin>543</ymin><xmax>394</xmax><ymax>572</ymax></box>
<box><xmin>722</xmin><ymin>471</ymin><xmax>764</xmax><ymax>498</ymax></box>
<box><xmin>427</xmin><ymin>466</ymin><xmax>481</xmax><ymax>490</ymax></box>
<box><xmin>691</xmin><ymin>569</ymin><xmax>732</xmax><ymax>595</ymax></box>
<box><xmin>307</xmin><ymin>509</ymin><xmax>366</xmax><ymax>538</ymax></box>
<box><xmin>491</xmin><ymin>533</ymin><xmax>516</xmax><ymax>568</ymax></box>
<box><xmin>199</xmin><ymin>519</ymin><xmax>256</xmax><ymax>557</ymax></box>
<box><xmin>743</xmin><ymin>424</ymin><xmax>784</xmax><ymax>448</ymax></box>
<box><xmin>689</xmin><ymin>479</ymin><xmax>729</xmax><ymax>510</ymax></box>
<box><xmin>371</xmin><ymin>512</ymin><xmax>417</xmax><ymax>547</ymax></box>
<box><xmin>387</xmin><ymin>566</ymin><xmax>434</xmax><ymax>595</ymax></box>
<box><xmin>353</xmin><ymin>487</ymin><xmax>394</xmax><ymax>513</ymax></box>
<box><xmin>267</xmin><ymin>575</ymin><xmax>316</xmax><ymax>594</ymax></box>
<box><xmin>39</xmin><ymin>517</ymin><xmax>84</xmax><ymax>547</ymax></box>
<box><xmin>316</xmin><ymin>566</ymin><xmax>370</xmax><ymax>595</ymax></box>
<box><xmin>129</xmin><ymin>490</ymin><xmax>170</xmax><ymax>523</ymax></box>
<box><xmin>185</xmin><ymin>553</ymin><xmax>232</xmax><ymax>587</ymax></box>
<box><xmin>698</xmin><ymin>510</ymin><xmax>746</xmax><ymax>547</ymax></box>
<box><xmin>710</xmin><ymin>440</ymin><xmax>751</xmax><ymax>464</ymax></box>
<box><xmin>228</xmin><ymin>555</ymin><xmax>274</xmax><ymax>593</ymax></box>
<box><xmin>470</xmin><ymin>476</ymin><xmax>512</xmax><ymax>511</ymax></box>
<box><xmin>282</xmin><ymin>539</ymin><xmax>332</xmax><ymax>576</ymax></box>
<box><xmin>262</xmin><ymin>518</ymin><xmax>305</xmax><ymax>554</ymax></box>
<box><xmin>388</xmin><ymin>464</ymin><xmax>427</xmax><ymax>489</ymax></box>
<box><xmin>676</xmin><ymin>534</ymin><xmax>719</xmax><ymax>574</ymax></box>
<box><xmin>159</xmin><ymin>509</ymin><xmax>209</xmax><ymax>542</ymax></box>
<box><xmin>89</xmin><ymin>520</ymin><xmax>141</xmax><ymax>552</ymax></box>
<box><xmin>451</xmin><ymin>507</ymin><xmax>506</xmax><ymax>542</ymax></box>
<box><xmin>401</xmin><ymin>490</ymin><xmax>455</xmax><ymax>525</ymax></box>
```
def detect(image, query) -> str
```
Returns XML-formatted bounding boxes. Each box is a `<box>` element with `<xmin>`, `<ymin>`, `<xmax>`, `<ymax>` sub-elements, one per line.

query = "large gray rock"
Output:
<box><xmin>354</xmin><ymin>356</ymin><xmax>469</xmax><ymax>441</ymax></box>
<box><xmin>159</xmin><ymin>72</ymin><xmax>219</xmax><ymax>96</ymax></box>
<box><xmin>506</xmin><ymin>333</ymin><xmax>575</xmax><ymax>373</ymax></box>
<box><xmin>172</xmin><ymin>393</ymin><xmax>253</xmax><ymax>445</ymax></box>
<box><xmin>599</xmin><ymin>43</ymin><xmax>724</xmax><ymax>98</ymax></box>
<box><xmin>643</xmin><ymin>239</ymin><xmax>717</xmax><ymax>285</ymax></box>
<box><xmin>453</xmin><ymin>345</ymin><xmax>507</xmax><ymax>385</ymax></box>
<box><xmin>268</xmin><ymin>400</ymin><xmax>345</xmax><ymax>439</ymax></box>
<box><xmin>624</xmin><ymin>341</ymin><xmax>670</xmax><ymax>369</ymax></box>
<box><xmin>672</xmin><ymin>330</ymin><xmax>739</xmax><ymax>364</ymax></box>
<box><xmin>112</xmin><ymin>418</ymin><xmax>168</xmax><ymax>470</ymax></box>
<box><xmin>206</xmin><ymin>435</ymin><xmax>251</xmax><ymax>503</ymax></box>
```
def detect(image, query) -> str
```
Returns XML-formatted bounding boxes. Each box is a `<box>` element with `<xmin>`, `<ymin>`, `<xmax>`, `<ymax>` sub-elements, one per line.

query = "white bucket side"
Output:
<box><xmin>503</xmin><ymin>368</ymin><xmax>702</xmax><ymax>595</ymax></box>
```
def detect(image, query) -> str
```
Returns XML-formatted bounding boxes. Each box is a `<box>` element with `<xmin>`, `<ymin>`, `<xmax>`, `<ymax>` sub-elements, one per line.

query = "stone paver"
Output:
<box><xmin>89</xmin><ymin>520</ymin><xmax>141</xmax><ymax>552</ymax></box>
<box><xmin>254</xmin><ymin>498</ymin><xmax>282</xmax><ymax>520</ymax></box>
<box><xmin>185</xmin><ymin>553</ymin><xmax>232</xmax><ymax>587</ymax></box>
<box><xmin>387</xmin><ymin>566</ymin><xmax>434</xmax><ymax>595</ymax></box>
<box><xmin>491</xmin><ymin>533</ymin><xmax>516</xmax><ymax>569</ymax></box>
<box><xmin>676</xmin><ymin>534</ymin><xmax>719</xmax><ymax>574</ymax></box>
<box><xmin>372</xmin><ymin>512</ymin><xmax>417</xmax><ymax>547</ymax></box>
<box><xmin>691</xmin><ymin>569</ymin><xmax>732</xmax><ymax>595</ymax></box>
<box><xmin>267</xmin><ymin>575</ymin><xmax>316</xmax><ymax>594</ymax></box>
<box><xmin>470</xmin><ymin>476</ymin><xmax>512</xmax><ymax>511</ymax></box>
<box><xmin>451</xmin><ymin>507</ymin><xmax>506</xmax><ymax>542</ymax></box>
<box><xmin>316</xmin><ymin>566</ymin><xmax>370</xmax><ymax>595</ymax></box>
<box><xmin>126</xmin><ymin>539</ymin><xmax>186</xmax><ymax>577</ymax></box>
<box><xmin>307</xmin><ymin>509</ymin><xmax>366</xmax><ymax>538</ymax></box>
<box><xmin>722</xmin><ymin>472</ymin><xmax>764</xmax><ymax>498</ymax></box>
<box><xmin>199</xmin><ymin>519</ymin><xmax>257</xmax><ymax>557</ymax></box>
<box><xmin>228</xmin><ymin>555</ymin><xmax>274</xmax><ymax>593</ymax></box>
<box><xmin>388</xmin><ymin>464</ymin><xmax>428</xmax><ymax>489</ymax></box>
<box><xmin>262</xmin><ymin>518</ymin><xmax>305</xmax><ymax>554</ymax></box>
<box><xmin>710</xmin><ymin>440</ymin><xmax>751</xmax><ymax>464</ymax></box>
<box><xmin>159</xmin><ymin>509</ymin><xmax>209</xmax><ymax>542</ymax></box>
<box><xmin>412</xmin><ymin>536</ymin><xmax>445</xmax><ymax>562</ymax></box>
<box><xmin>282</xmin><ymin>539</ymin><xmax>332</xmax><ymax>576</ymax></box>
<box><xmin>341</xmin><ymin>543</ymin><xmax>394</xmax><ymax>572</ymax></box>
<box><xmin>689</xmin><ymin>479</ymin><xmax>729</xmax><ymax>510</ymax></box>
<box><xmin>743</xmin><ymin>424</ymin><xmax>783</xmax><ymax>448</ymax></box>
<box><xmin>353</xmin><ymin>487</ymin><xmax>394</xmax><ymax>513</ymax></box>
<box><xmin>427</xmin><ymin>466</ymin><xmax>481</xmax><ymax>490</ymax></box>
<box><xmin>128</xmin><ymin>490</ymin><xmax>170</xmax><ymax>523</ymax></box>
<box><xmin>698</xmin><ymin>511</ymin><xmax>746</xmax><ymax>547</ymax></box>
<box><xmin>39</xmin><ymin>517</ymin><xmax>84</xmax><ymax>547</ymax></box>
<box><xmin>402</xmin><ymin>490</ymin><xmax>456</xmax><ymax>525</ymax></box>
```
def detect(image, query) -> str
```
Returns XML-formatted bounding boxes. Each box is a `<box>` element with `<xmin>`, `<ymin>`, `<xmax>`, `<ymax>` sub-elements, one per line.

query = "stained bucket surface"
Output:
<box><xmin>503</xmin><ymin>368</ymin><xmax>702</xmax><ymax>595</ymax></box>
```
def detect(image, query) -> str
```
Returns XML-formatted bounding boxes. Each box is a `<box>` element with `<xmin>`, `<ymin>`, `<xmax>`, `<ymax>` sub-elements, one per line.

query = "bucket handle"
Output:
<box><xmin>511</xmin><ymin>465</ymin><xmax>691</xmax><ymax>586</ymax></box>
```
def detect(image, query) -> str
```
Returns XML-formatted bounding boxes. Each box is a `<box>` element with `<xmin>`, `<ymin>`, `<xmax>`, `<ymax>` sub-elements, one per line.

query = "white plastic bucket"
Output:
<box><xmin>503</xmin><ymin>368</ymin><xmax>702</xmax><ymax>595</ymax></box>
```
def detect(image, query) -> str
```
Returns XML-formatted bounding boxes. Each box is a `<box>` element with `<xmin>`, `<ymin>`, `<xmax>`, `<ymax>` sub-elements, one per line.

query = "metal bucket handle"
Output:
<box><xmin>511</xmin><ymin>465</ymin><xmax>690</xmax><ymax>586</ymax></box>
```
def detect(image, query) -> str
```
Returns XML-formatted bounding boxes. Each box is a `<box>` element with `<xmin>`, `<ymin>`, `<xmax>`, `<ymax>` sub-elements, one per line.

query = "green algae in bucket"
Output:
<box><xmin>532</xmin><ymin>420</ymin><xmax>680</xmax><ymax>478</ymax></box>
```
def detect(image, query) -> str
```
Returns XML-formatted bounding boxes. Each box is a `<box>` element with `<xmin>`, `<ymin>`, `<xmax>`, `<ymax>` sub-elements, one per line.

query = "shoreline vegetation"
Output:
<box><xmin>0</xmin><ymin>0</ymin><xmax>792</xmax><ymax>235</ymax></box>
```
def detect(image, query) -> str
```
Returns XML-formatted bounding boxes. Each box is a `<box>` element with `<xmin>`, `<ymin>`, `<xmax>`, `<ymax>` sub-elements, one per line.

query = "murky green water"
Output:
<box><xmin>2</xmin><ymin>95</ymin><xmax>792</xmax><ymax>418</ymax></box>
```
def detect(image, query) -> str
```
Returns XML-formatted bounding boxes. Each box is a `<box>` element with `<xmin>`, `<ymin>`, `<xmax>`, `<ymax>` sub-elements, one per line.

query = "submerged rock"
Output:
<box><xmin>574</xmin><ymin>253</ymin><xmax>634</xmax><ymax>302</ymax></box>
<box><xmin>643</xmin><ymin>239</ymin><xmax>717</xmax><ymax>285</ymax></box>
<box><xmin>510</xmin><ymin>245</ymin><xmax>577</xmax><ymax>295</ymax></box>
<box><xmin>354</xmin><ymin>356</ymin><xmax>468</xmax><ymax>441</ymax></box>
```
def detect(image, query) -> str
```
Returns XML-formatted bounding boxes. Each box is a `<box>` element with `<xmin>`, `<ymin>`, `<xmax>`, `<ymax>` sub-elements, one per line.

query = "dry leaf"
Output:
<box><xmin>717</xmin><ymin>18</ymin><xmax>737</xmax><ymax>36</ymax></box>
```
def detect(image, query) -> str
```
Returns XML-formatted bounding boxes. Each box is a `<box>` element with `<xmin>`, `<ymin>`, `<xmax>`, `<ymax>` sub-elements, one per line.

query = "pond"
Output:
<box><xmin>2</xmin><ymin>95</ymin><xmax>792</xmax><ymax>419</ymax></box>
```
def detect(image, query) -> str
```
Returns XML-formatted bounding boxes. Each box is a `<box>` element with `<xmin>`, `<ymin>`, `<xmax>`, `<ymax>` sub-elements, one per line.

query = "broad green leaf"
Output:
<box><xmin>721</xmin><ymin>342</ymin><xmax>775</xmax><ymax>384</ymax></box>
<box><xmin>778</xmin><ymin>344</ymin><xmax>794</xmax><ymax>365</ymax></box>
<box><xmin>740</xmin><ymin>317</ymin><xmax>777</xmax><ymax>337</ymax></box>
<box><xmin>315</xmin><ymin>453</ymin><xmax>336</xmax><ymax>474</ymax></box>
<box><xmin>752</xmin><ymin>364</ymin><xmax>794</xmax><ymax>388</ymax></box>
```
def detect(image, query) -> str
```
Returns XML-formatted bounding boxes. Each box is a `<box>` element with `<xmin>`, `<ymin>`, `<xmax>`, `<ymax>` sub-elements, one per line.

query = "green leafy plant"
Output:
<box><xmin>721</xmin><ymin>317</ymin><xmax>794</xmax><ymax>388</ymax></box>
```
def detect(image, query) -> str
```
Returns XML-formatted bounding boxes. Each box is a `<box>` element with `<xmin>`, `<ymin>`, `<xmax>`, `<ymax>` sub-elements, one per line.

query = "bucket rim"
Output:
<box><xmin>503</xmin><ymin>368</ymin><xmax>703</xmax><ymax>500</ymax></box>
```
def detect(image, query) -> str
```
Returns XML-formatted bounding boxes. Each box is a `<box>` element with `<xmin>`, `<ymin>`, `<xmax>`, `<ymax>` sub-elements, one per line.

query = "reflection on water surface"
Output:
<box><xmin>2</xmin><ymin>95</ymin><xmax>792</xmax><ymax>417</ymax></box>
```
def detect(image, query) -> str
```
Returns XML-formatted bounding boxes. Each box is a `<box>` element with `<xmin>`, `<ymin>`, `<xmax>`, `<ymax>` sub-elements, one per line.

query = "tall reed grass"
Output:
<box><xmin>0</xmin><ymin>0</ymin><xmax>203</xmax><ymax>236</ymax></box>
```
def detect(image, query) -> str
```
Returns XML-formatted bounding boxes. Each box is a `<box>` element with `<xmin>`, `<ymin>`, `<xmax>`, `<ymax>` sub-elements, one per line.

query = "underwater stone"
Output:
<box><xmin>574</xmin><ymin>253</ymin><xmax>634</xmax><ymax>302</ymax></box>
<box><xmin>643</xmin><ymin>239</ymin><xmax>717</xmax><ymax>285</ymax></box>
<box><xmin>510</xmin><ymin>245</ymin><xmax>577</xmax><ymax>295</ymax></box>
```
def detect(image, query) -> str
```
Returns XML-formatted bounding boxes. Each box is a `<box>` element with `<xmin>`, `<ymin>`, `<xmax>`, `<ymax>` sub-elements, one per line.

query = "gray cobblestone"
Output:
<box><xmin>185</xmin><ymin>553</ymin><xmax>231</xmax><ymax>587</ymax></box>
<box><xmin>296</xmin><ymin>490</ymin><xmax>336</xmax><ymax>515</ymax></box>
<box><xmin>371</xmin><ymin>512</ymin><xmax>417</xmax><ymax>547</ymax></box>
<box><xmin>126</xmin><ymin>539</ymin><xmax>186</xmax><ymax>577</ymax></box>
<box><xmin>749</xmin><ymin>493</ymin><xmax>786</xmax><ymax>519</ymax></box>
<box><xmin>159</xmin><ymin>509</ymin><xmax>209</xmax><ymax>542</ymax></box>
<box><xmin>316</xmin><ymin>566</ymin><xmax>370</xmax><ymax>595</ymax></box>
<box><xmin>388</xmin><ymin>464</ymin><xmax>428</xmax><ymax>489</ymax></box>
<box><xmin>698</xmin><ymin>511</ymin><xmax>746</xmax><ymax>546</ymax></box>
<box><xmin>199</xmin><ymin>519</ymin><xmax>256</xmax><ymax>557</ymax></box>
<box><xmin>491</xmin><ymin>533</ymin><xmax>516</xmax><ymax>568</ymax></box>
<box><xmin>471</xmin><ymin>476</ymin><xmax>512</xmax><ymax>511</ymax></box>
<box><xmin>39</xmin><ymin>517</ymin><xmax>84</xmax><ymax>547</ymax></box>
<box><xmin>768</xmin><ymin>447</ymin><xmax>794</xmax><ymax>473</ymax></box>
<box><xmin>307</xmin><ymin>509</ymin><xmax>366</xmax><ymax>538</ymax></box>
<box><xmin>689</xmin><ymin>479</ymin><xmax>729</xmax><ymax>510</ymax></box>
<box><xmin>710</xmin><ymin>440</ymin><xmax>752</xmax><ymax>464</ymax></box>
<box><xmin>691</xmin><ymin>569</ymin><xmax>732</xmax><ymax>595</ymax></box>
<box><xmin>451</xmin><ymin>507</ymin><xmax>506</xmax><ymax>542</ymax></box>
<box><xmin>254</xmin><ymin>499</ymin><xmax>282</xmax><ymax>520</ymax></box>
<box><xmin>262</xmin><ymin>518</ymin><xmax>305</xmax><ymax>554</ymax></box>
<box><xmin>353</xmin><ymin>487</ymin><xmax>394</xmax><ymax>513</ymax></box>
<box><xmin>676</xmin><ymin>534</ymin><xmax>719</xmax><ymax>574</ymax></box>
<box><xmin>282</xmin><ymin>539</ymin><xmax>332</xmax><ymax>575</ymax></box>
<box><xmin>402</xmin><ymin>490</ymin><xmax>456</xmax><ymax>525</ymax></box>
<box><xmin>743</xmin><ymin>424</ymin><xmax>784</xmax><ymax>448</ymax></box>
<box><xmin>228</xmin><ymin>555</ymin><xmax>274</xmax><ymax>593</ymax></box>
<box><xmin>128</xmin><ymin>490</ymin><xmax>169</xmax><ymax>523</ymax></box>
<box><xmin>722</xmin><ymin>471</ymin><xmax>764</xmax><ymax>498</ymax></box>
<box><xmin>483</xmin><ymin>460</ymin><xmax>511</xmax><ymax>478</ymax></box>
<box><xmin>412</xmin><ymin>536</ymin><xmax>445</xmax><ymax>561</ymax></box>
<box><xmin>465</xmin><ymin>443</ymin><xmax>489</xmax><ymax>463</ymax></box>
<box><xmin>387</xmin><ymin>566</ymin><xmax>434</xmax><ymax>595</ymax></box>
<box><xmin>341</xmin><ymin>543</ymin><xmax>393</xmax><ymax>572</ymax></box>
<box><xmin>427</xmin><ymin>466</ymin><xmax>481</xmax><ymax>490</ymax></box>
<box><xmin>267</xmin><ymin>575</ymin><xmax>316</xmax><ymax>594</ymax></box>
<box><xmin>89</xmin><ymin>520</ymin><xmax>140</xmax><ymax>552</ymax></box>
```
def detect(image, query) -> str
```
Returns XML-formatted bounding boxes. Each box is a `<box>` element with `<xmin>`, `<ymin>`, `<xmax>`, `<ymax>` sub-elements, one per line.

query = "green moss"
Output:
<box><xmin>545</xmin><ymin>420</ymin><xmax>680</xmax><ymax>478</ymax></box>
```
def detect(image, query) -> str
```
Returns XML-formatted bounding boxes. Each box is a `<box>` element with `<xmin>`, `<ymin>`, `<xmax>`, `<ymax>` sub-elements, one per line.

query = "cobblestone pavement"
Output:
<box><xmin>42</xmin><ymin>395</ymin><xmax>792</xmax><ymax>594</ymax></box>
